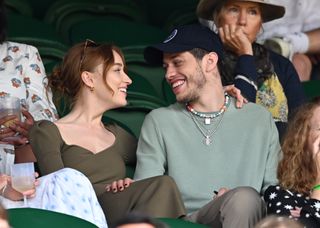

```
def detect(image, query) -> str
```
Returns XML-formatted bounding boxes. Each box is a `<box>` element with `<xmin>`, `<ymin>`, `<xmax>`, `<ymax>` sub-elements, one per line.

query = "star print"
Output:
<box><xmin>314</xmin><ymin>201</ymin><xmax>320</xmax><ymax>210</ymax></box>
<box><xmin>269</xmin><ymin>192</ymin><xmax>277</xmax><ymax>200</ymax></box>
<box><xmin>315</xmin><ymin>212</ymin><xmax>320</xmax><ymax>218</ymax></box>
<box><xmin>284</xmin><ymin>205</ymin><xmax>293</xmax><ymax>210</ymax></box>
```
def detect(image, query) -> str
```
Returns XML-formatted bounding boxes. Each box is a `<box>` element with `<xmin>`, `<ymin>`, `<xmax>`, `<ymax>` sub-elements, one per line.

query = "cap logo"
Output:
<box><xmin>163</xmin><ymin>29</ymin><xmax>177</xmax><ymax>43</ymax></box>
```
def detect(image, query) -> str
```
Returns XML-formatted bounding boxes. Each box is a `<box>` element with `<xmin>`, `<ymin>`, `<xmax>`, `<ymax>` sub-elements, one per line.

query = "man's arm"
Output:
<box><xmin>262</xmin><ymin>114</ymin><xmax>282</xmax><ymax>194</ymax></box>
<box><xmin>134</xmin><ymin>113</ymin><xmax>167</xmax><ymax>180</ymax></box>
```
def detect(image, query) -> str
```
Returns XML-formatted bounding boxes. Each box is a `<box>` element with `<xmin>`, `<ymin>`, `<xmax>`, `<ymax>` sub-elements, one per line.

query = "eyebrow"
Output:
<box><xmin>113</xmin><ymin>63</ymin><xmax>123</xmax><ymax>67</ymax></box>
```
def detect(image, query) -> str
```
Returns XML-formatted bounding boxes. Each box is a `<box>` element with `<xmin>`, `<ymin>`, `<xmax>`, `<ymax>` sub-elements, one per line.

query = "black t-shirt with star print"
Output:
<box><xmin>264</xmin><ymin>185</ymin><xmax>320</xmax><ymax>228</ymax></box>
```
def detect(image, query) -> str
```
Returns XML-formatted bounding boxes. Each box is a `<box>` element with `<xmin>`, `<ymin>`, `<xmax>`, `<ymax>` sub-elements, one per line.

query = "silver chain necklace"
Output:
<box><xmin>189</xmin><ymin>112</ymin><xmax>224</xmax><ymax>145</ymax></box>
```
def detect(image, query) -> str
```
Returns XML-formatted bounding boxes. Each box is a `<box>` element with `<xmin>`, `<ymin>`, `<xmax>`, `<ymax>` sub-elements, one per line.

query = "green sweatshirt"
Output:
<box><xmin>134</xmin><ymin>98</ymin><xmax>281</xmax><ymax>213</ymax></box>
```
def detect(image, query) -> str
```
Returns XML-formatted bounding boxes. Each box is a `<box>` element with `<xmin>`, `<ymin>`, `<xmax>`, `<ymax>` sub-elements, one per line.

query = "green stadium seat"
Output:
<box><xmin>69</xmin><ymin>18</ymin><xmax>166</xmax><ymax>47</ymax></box>
<box><xmin>7</xmin><ymin>12</ymin><xmax>68</xmax><ymax>70</ymax></box>
<box><xmin>8</xmin><ymin>208</ymin><xmax>98</xmax><ymax>228</ymax></box>
<box><xmin>4</xmin><ymin>0</ymin><xmax>33</xmax><ymax>17</ymax></box>
<box><xmin>302</xmin><ymin>80</ymin><xmax>320</xmax><ymax>100</ymax></box>
<box><xmin>102</xmin><ymin>106</ymin><xmax>152</xmax><ymax>138</ymax></box>
<box><xmin>141</xmin><ymin>0</ymin><xmax>198</xmax><ymax>28</ymax></box>
<box><xmin>44</xmin><ymin>0</ymin><xmax>147</xmax><ymax>44</ymax></box>
<box><xmin>163</xmin><ymin>6</ymin><xmax>198</xmax><ymax>32</ymax></box>
<box><xmin>125</xmin><ymin>53</ymin><xmax>166</xmax><ymax>102</ymax></box>
<box><xmin>159</xmin><ymin>218</ymin><xmax>210</xmax><ymax>227</ymax></box>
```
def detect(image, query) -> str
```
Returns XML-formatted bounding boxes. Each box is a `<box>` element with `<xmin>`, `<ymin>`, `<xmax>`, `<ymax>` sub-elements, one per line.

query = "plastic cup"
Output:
<box><xmin>11</xmin><ymin>162</ymin><xmax>35</xmax><ymax>207</ymax></box>
<box><xmin>0</xmin><ymin>96</ymin><xmax>21</xmax><ymax>127</ymax></box>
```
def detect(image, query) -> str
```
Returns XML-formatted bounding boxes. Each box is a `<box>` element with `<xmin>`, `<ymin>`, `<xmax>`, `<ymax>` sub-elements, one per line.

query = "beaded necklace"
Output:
<box><xmin>186</xmin><ymin>93</ymin><xmax>230</xmax><ymax>125</ymax></box>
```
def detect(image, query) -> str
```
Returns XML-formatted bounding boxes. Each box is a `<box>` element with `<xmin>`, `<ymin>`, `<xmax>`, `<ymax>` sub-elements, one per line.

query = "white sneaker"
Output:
<box><xmin>263</xmin><ymin>37</ymin><xmax>294</xmax><ymax>60</ymax></box>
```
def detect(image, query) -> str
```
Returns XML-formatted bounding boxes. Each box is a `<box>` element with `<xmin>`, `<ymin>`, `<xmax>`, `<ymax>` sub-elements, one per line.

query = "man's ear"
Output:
<box><xmin>81</xmin><ymin>71</ymin><xmax>94</xmax><ymax>88</ymax></box>
<box><xmin>204</xmin><ymin>52</ymin><xmax>219</xmax><ymax>72</ymax></box>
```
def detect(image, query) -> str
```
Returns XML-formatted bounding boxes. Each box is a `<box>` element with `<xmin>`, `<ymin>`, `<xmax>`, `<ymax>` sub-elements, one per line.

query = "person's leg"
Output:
<box><xmin>185</xmin><ymin>186</ymin><xmax>266</xmax><ymax>228</ymax></box>
<box><xmin>99</xmin><ymin>175</ymin><xmax>186</xmax><ymax>226</ymax></box>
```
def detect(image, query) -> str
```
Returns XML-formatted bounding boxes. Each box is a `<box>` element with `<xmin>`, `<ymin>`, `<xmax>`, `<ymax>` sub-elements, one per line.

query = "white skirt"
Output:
<box><xmin>1</xmin><ymin>168</ymin><xmax>108</xmax><ymax>228</ymax></box>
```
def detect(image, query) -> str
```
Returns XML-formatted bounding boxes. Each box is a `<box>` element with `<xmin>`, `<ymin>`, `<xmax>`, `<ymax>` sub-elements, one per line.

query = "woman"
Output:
<box><xmin>29</xmin><ymin>41</ymin><xmax>186</xmax><ymax>226</ymax></box>
<box><xmin>0</xmin><ymin>168</ymin><xmax>107</xmax><ymax>228</ymax></box>
<box><xmin>197</xmin><ymin>0</ymin><xmax>306</xmax><ymax>139</ymax></box>
<box><xmin>264</xmin><ymin>97</ymin><xmax>320</xmax><ymax>228</ymax></box>
<box><xmin>0</xmin><ymin>0</ymin><xmax>57</xmax><ymax>162</ymax></box>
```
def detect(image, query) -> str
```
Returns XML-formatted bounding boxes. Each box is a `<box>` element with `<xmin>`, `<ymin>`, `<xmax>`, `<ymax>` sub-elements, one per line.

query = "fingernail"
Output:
<box><xmin>119</xmin><ymin>187</ymin><xmax>124</xmax><ymax>191</ymax></box>
<box><xmin>113</xmin><ymin>188</ymin><xmax>117</xmax><ymax>192</ymax></box>
<box><xmin>124</xmin><ymin>183</ymin><xmax>129</xmax><ymax>187</ymax></box>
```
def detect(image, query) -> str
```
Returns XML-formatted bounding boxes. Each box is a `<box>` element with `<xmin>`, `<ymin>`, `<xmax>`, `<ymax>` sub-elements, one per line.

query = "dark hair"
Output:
<box><xmin>278</xmin><ymin>96</ymin><xmax>320</xmax><ymax>194</ymax></box>
<box><xmin>0</xmin><ymin>0</ymin><xmax>7</xmax><ymax>43</ymax></box>
<box><xmin>189</xmin><ymin>48</ymin><xmax>209</xmax><ymax>60</ymax></box>
<box><xmin>48</xmin><ymin>41</ymin><xmax>126</xmax><ymax>107</ymax></box>
<box><xmin>112</xmin><ymin>213</ymin><xmax>167</xmax><ymax>228</ymax></box>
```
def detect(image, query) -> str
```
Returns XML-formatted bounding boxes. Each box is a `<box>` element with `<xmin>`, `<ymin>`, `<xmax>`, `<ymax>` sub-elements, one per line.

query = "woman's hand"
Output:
<box><xmin>105</xmin><ymin>178</ymin><xmax>134</xmax><ymax>193</ymax></box>
<box><xmin>218</xmin><ymin>25</ymin><xmax>253</xmax><ymax>56</ymax></box>
<box><xmin>290</xmin><ymin>207</ymin><xmax>302</xmax><ymax>218</ymax></box>
<box><xmin>224</xmin><ymin>84</ymin><xmax>248</xmax><ymax>108</ymax></box>
<box><xmin>2</xmin><ymin>110</ymin><xmax>34</xmax><ymax>147</ymax></box>
<box><xmin>2</xmin><ymin>173</ymin><xmax>39</xmax><ymax>201</ymax></box>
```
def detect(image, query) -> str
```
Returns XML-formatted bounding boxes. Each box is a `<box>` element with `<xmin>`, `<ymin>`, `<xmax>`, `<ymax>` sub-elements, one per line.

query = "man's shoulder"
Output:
<box><xmin>229</xmin><ymin>99</ymin><xmax>272</xmax><ymax>118</ymax></box>
<box><xmin>148</xmin><ymin>103</ymin><xmax>182</xmax><ymax>117</ymax></box>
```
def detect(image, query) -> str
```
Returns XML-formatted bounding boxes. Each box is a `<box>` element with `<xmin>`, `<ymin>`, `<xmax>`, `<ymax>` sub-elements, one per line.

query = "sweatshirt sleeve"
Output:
<box><xmin>134</xmin><ymin>113</ymin><xmax>167</xmax><ymax>180</ymax></box>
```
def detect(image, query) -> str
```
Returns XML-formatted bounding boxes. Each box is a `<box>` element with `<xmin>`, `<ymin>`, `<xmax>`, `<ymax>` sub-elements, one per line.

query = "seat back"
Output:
<box><xmin>302</xmin><ymin>80</ymin><xmax>320</xmax><ymax>100</ymax></box>
<box><xmin>8</xmin><ymin>208</ymin><xmax>98</xmax><ymax>228</ymax></box>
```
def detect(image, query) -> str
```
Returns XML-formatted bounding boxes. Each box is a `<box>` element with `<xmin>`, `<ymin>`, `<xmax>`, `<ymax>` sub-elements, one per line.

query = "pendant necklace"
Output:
<box><xmin>186</xmin><ymin>93</ymin><xmax>230</xmax><ymax>125</ymax></box>
<box><xmin>189</xmin><ymin>112</ymin><xmax>224</xmax><ymax>145</ymax></box>
<box><xmin>186</xmin><ymin>94</ymin><xmax>230</xmax><ymax>145</ymax></box>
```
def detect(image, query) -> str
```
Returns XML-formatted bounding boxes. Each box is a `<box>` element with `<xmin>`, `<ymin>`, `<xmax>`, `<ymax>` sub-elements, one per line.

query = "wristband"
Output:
<box><xmin>312</xmin><ymin>184</ymin><xmax>320</xmax><ymax>191</ymax></box>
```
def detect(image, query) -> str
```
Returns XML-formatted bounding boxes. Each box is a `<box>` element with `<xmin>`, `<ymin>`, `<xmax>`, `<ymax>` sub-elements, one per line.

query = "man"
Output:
<box><xmin>134</xmin><ymin>24</ymin><xmax>281</xmax><ymax>227</ymax></box>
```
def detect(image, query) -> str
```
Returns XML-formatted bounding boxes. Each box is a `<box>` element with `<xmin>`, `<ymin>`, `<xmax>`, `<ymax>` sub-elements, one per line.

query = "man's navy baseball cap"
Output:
<box><xmin>144</xmin><ymin>23</ymin><xmax>223</xmax><ymax>65</ymax></box>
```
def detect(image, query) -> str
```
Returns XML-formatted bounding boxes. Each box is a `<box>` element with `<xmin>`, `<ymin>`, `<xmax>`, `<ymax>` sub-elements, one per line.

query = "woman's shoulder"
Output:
<box><xmin>32</xmin><ymin>120</ymin><xmax>58</xmax><ymax>133</ymax></box>
<box><xmin>106</xmin><ymin>123</ymin><xmax>136</xmax><ymax>139</ymax></box>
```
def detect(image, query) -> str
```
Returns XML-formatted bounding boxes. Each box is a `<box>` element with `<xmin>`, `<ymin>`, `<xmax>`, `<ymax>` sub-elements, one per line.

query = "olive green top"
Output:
<box><xmin>29</xmin><ymin>120</ymin><xmax>137</xmax><ymax>196</ymax></box>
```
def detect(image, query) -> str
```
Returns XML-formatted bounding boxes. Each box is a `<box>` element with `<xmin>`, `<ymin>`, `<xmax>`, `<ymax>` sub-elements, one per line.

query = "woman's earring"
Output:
<box><xmin>90</xmin><ymin>87</ymin><xmax>94</xmax><ymax>92</ymax></box>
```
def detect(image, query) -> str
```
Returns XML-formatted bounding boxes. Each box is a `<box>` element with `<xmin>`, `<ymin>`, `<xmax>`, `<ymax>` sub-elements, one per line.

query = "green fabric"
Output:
<box><xmin>135</xmin><ymin>98</ymin><xmax>281</xmax><ymax>213</ymax></box>
<box><xmin>8</xmin><ymin>208</ymin><xmax>98</xmax><ymax>228</ymax></box>
<box><xmin>159</xmin><ymin>218</ymin><xmax>209</xmax><ymax>227</ymax></box>
<box><xmin>303</xmin><ymin>80</ymin><xmax>320</xmax><ymax>100</ymax></box>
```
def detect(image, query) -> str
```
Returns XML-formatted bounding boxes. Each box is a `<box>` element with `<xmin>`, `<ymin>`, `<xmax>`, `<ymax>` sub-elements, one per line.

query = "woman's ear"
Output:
<box><xmin>81</xmin><ymin>71</ymin><xmax>94</xmax><ymax>88</ymax></box>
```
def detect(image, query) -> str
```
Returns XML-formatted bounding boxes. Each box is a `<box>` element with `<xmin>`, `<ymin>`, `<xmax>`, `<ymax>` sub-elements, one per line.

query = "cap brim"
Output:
<box><xmin>144</xmin><ymin>43</ymin><xmax>194</xmax><ymax>65</ymax></box>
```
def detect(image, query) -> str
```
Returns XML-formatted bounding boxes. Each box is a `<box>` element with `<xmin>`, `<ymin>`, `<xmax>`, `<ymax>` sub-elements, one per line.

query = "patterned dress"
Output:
<box><xmin>1</xmin><ymin>168</ymin><xmax>108</xmax><ymax>228</ymax></box>
<box><xmin>0</xmin><ymin>41</ymin><xmax>57</xmax><ymax>121</ymax></box>
<box><xmin>264</xmin><ymin>185</ymin><xmax>320</xmax><ymax>228</ymax></box>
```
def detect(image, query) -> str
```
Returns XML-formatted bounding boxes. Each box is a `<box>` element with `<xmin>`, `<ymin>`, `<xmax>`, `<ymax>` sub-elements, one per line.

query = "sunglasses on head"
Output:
<box><xmin>79</xmin><ymin>39</ymin><xmax>98</xmax><ymax>73</ymax></box>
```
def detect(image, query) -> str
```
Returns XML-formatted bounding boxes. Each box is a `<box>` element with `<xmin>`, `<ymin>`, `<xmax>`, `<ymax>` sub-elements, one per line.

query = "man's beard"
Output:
<box><xmin>177</xmin><ymin>65</ymin><xmax>207</xmax><ymax>104</ymax></box>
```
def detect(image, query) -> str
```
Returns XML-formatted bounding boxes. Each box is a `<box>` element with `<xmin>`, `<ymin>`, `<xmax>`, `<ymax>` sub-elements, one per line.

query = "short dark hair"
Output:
<box><xmin>112</xmin><ymin>213</ymin><xmax>167</xmax><ymax>228</ymax></box>
<box><xmin>0</xmin><ymin>0</ymin><xmax>7</xmax><ymax>43</ymax></box>
<box><xmin>188</xmin><ymin>48</ymin><xmax>209</xmax><ymax>61</ymax></box>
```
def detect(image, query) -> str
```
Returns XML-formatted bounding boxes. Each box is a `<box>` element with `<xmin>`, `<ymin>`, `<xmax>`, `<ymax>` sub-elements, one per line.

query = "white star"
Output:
<box><xmin>284</xmin><ymin>205</ymin><xmax>293</xmax><ymax>210</ymax></box>
<box><xmin>314</xmin><ymin>202</ymin><xmax>320</xmax><ymax>210</ymax></box>
<box><xmin>269</xmin><ymin>192</ymin><xmax>277</xmax><ymax>200</ymax></box>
